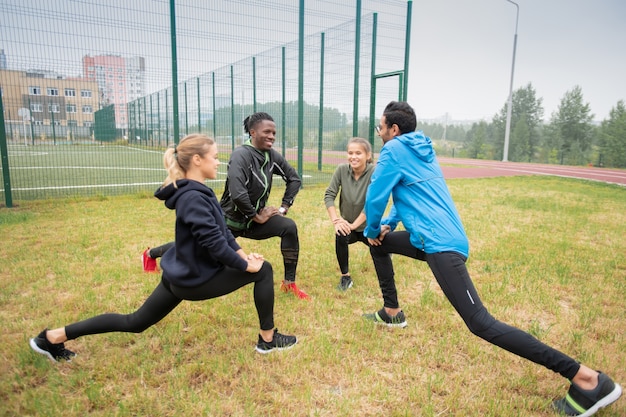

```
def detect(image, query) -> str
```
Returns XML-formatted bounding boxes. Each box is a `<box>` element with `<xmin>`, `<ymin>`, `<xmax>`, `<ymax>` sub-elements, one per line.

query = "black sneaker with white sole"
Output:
<box><xmin>29</xmin><ymin>329</ymin><xmax>76</xmax><ymax>362</ymax></box>
<box><xmin>255</xmin><ymin>329</ymin><xmax>297</xmax><ymax>354</ymax></box>
<box><xmin>337</xmin><ymin>275</ymin><xmax>353</xmax><ymax>291</ymax></box>
<box><xmin>552</xmin><ymin>371</ymin><xmax>622</xmax><ymax>416</ymax></box>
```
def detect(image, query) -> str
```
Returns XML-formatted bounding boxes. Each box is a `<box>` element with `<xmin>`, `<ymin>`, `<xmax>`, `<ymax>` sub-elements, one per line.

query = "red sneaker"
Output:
<box><xmin>142</xmin><ymin>248</ymin><xmax>158</xmax><ymax>273</ymax></box>
<box><xmin>280</xmin><ymin>281</ymin><xmax>310</xmax><ymax>300</ymax></box>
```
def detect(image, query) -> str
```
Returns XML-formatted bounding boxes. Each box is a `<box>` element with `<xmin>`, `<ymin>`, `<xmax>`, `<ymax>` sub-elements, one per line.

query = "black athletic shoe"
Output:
<box><xmin>552</xmin><ymin>371</ymin><xmax>622</xmax><ymax>416</ymax></box>
<box><xmin>255</xmin><ymin>329</ymin><xmax>297</xmax><ymax>354</ymax></box>
<box><xmin>29</xmin><ymin>329</ymin><xmax>76</xmax><ymax>362</ymax></box>
<box><xmin>337</xmin><ymin>275</ymin><xmax>353</xmax><ymax>291</ymax></box>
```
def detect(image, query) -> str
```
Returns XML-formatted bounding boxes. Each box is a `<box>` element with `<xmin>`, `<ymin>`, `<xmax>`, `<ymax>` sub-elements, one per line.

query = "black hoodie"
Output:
<box><xmin>155</xmin><ymin>179</ymin><xmax>247</xmax><ymax>288</ymax></box>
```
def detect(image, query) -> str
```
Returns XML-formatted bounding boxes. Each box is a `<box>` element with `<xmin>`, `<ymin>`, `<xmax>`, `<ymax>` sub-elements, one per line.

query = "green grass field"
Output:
<box><xmin>1</xmin><ymin>176</ymin><xmax>625</xmax><ymax>416</ymax></box>
<box><xmin>1</xmin><ymin>142</ymin><xmax>336</xmax><ymax>201</ymax></box>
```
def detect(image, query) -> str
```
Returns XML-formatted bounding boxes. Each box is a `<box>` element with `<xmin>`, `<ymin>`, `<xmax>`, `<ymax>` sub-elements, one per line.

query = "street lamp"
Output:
<box><xmin>502</xmin><ymin>0</ymin><xmax>519</xmax><ymax>162</ymax></box>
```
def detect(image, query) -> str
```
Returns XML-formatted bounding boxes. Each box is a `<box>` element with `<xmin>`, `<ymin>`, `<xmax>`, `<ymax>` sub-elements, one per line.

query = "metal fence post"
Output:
<box><xmin>169</xmin><ymin>0</ymin><xmax>180</xmax><ymax>144</ymax></box>
<box><xmin>197</xmin><ymin>77</ymin><xmax>201</xmax><ymax>133</ymax></box>
<box><xmin>368</xmin><ymin>13</ymin><xmax>378</xmax><ymax>147</ymax></box>
<box><xmin>297</xmin><ymin>0</ymin><xmax>304</xmax><ymax>181</ymax></box>
<box><xmin>0</xmin><ymin>94</ymin><xmax>13</xmax><ymax>207</ymax></box>
<box><xmin>403</xmin><ymin>0</ymin><xmax>413</xmax><ymax>101</ymax></box>
<box><xmin>281</xmin><ymin>47</ymin><xmax>286</xmax><ymax>156</ymax></box>
<box><xmin>353</xmin><ymin>0</ymin><xmax>361</xmax><ymax>137</ymax></box>
<box><xmin>318</xmin><ymin>32</ymin><xmax>325</xmax><ymax>171</ymax></box>
<box><xmin>230</xmin><ymin>65</ymin><xmax>235</xmax><ymax>150</ymax></box>
<box><xmin>252</xmin><ymin>57</ymin><xmax>257</xmax><ymax>113</ymax></box>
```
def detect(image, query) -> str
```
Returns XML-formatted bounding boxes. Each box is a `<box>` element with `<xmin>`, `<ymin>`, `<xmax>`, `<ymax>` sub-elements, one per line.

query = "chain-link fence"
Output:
<box><xmin>1</xmin><ymin>0</ymin><xmax>410</xmax><ymax>204</ymax></box>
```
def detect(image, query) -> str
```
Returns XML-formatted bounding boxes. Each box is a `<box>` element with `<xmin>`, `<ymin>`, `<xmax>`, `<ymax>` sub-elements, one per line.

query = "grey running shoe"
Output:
<box><xmin>552</xmin><ymin>371</ymin><xmax>622</xmax><ymax>416</ymax></box>
<box><xmin>363</xmin><ymin>308</ymin><xmax>407</xmax><ymax>328</ymax></box>
<box><xmin>337</xmin><ymin>275</ymin><xmax>353</xmax><ymax>291</ymax></box>
<box><xmin>255</xmin><ymin>329</ymin><xmax>297</xmax><ymax>354</ymax></box>
<box><xmin>29</xmin><ymin>329</ymin><xmax>76</xmax><ymax>362</ymax></box>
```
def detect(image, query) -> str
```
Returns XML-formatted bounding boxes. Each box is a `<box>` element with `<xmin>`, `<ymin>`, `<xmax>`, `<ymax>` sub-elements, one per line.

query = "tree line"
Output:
<box><xmin>196</xmin><ymin>90</ymin><xmax>626</xmax><ymax>168</ymax></box>
<box><xmin>458</xmin><ymin>84</ymin><xmax>626</xmax><ymax>168</ymax></box>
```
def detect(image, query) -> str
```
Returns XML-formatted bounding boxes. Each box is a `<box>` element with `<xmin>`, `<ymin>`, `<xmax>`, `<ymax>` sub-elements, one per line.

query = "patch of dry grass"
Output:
<box><xmin>1</xmin><ymin>176</ymin><xmax>624</xmax><ymax>416</ymax></box>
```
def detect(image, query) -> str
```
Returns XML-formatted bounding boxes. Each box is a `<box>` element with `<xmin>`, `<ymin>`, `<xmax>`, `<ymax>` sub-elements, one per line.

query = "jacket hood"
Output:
<box><xmin>154</xmin><ymin>179</ymin><xmax>213</xmax><ymax>209</ymax></box>
<box><xmin>395</xmin><ymin>130</ymin><xmax>435</xmax><ymax>163</ymax></box>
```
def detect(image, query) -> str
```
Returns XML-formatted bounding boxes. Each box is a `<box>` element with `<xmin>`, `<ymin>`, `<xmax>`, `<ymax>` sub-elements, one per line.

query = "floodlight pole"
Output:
<box><xmin>502</xmin><ymin>0</ymin><xmax>518</xmax><ymax>162</ymax></box>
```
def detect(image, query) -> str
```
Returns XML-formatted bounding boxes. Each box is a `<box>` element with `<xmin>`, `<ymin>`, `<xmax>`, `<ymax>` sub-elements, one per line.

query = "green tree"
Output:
<box><xmin>598</xmin><ymin>100</ymin><xmax>626</xmax><ymax>168</ymax></box>
<box><xmin>212</xmin><ymin>101</ymin><xmax>348</xmax><ymax>149</ymax></box>
<box><xmin>535</xmin><ymin>123</ymin><xmax>560</xmax><ymax>164</ymax></box>
<box><xmin>546</xmin><ymin>86</ymin><xmax>594</xmax><ymax>165</ymax></box>
<box><xmin>465</xmin><ymin>121</ymin><xmax>490</xmax><ymax>159</ymax></box>
<box><xmin>491</xmin><ymin>83</ymin><xmax>544</xmax><ymax>161</ymax></box>
<box><xmin>417</xmin><ymin>121</ymin><xmax>468</xmax><ymax>143</ymax></box>
<box><xmin>511</xmin><ymin>113</ymin><xmax>532</xmax><ymax>161</ymax></box>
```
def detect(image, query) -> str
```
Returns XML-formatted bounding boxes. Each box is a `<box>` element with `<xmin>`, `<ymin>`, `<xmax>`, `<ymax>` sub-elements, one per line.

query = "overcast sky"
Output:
<box><xmin>406</xmin><ymin>0</ymin><xmax>626</xmax><ymax>122</ymax></box>
<box><xmin>1</xmin><ymin>0</ymin><xmax>623</xmax><ymax>124</ymax></box>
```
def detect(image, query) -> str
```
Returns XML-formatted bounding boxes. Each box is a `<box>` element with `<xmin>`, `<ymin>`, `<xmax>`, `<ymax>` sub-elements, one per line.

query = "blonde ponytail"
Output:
<box><xmin>162</xmin><ymin>134</ymin><xmax>216</xmax><ymax>187</ymax></box>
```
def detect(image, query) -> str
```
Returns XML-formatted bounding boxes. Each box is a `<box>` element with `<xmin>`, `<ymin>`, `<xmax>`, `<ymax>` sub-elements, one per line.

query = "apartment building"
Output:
<box><xmin>0</xmin><ymin>68</ymin><xmax>99</xmax><ymax>131</ymax></box>
<box><xmin>83</xmin><ymin>55</ymin><xmax>145</xmax><ymax>129</ymax></box>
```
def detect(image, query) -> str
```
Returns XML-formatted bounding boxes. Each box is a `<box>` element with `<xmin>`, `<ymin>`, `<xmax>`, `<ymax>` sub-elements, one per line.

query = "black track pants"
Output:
<box><xmin>369</xmin><ymin>231</ymin><xmax>580</xmax><ymax>379</ymax></box>
<box><xmin>65</xmin><ymin>261</ymin><xmax>276</xmax><ymax>339</ymax></box>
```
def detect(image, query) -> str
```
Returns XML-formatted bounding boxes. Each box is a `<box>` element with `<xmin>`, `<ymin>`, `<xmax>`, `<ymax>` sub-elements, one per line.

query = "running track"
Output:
<box><xmin>437</xmin><ymin>157</ymin><xmax>626</xmax><ymax>186</ymax></box>
<box><xmin>318</xmin><ymin>151</ymin><xmax>626</xmax><ymax>186</ymax></box>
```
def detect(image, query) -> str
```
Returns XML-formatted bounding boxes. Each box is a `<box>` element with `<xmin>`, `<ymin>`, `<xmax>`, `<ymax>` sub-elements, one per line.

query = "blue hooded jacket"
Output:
<box><xmin>364</xmin><ymin>130</ymin><xmax>469</xmax><ymax>257</ymax></box>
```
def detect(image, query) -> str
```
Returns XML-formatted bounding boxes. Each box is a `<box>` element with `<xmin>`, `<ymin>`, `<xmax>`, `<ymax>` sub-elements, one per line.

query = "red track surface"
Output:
<box><xmin>438</xmin><ymin>157</ymin><xmax>626</xmax><ymax>186</ymax></box>
<box><xmin>297</xmin><ymin>150</ymin><xmax>625</xmax><ymax>186</ymax></box>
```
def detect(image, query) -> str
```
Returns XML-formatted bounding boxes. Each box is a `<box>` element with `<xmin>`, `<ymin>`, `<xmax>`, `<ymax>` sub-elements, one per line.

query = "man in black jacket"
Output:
<box><xmin>220</xmin><ymin>112</ymin><xmax>309</xmax><ymax>300</ymax></box>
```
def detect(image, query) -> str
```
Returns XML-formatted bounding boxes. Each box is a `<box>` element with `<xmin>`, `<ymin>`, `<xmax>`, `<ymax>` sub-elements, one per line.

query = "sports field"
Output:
<box><xmin>1</xmin><ymin>142</ymin><xmax>336</xmax><ymax>201</ymax></box>
<box><xmin>4</xmin><ymin>143</ymin><xmax>165</xmax><ymax>198</ymax></box>
<box><xmin>4</xmin><ymin>141</ymin><xmax>625</xmax><ymax>205</ymax></box>
<box><xmin>2</xmin><ymin>175</ymin><xmax>625</xmax><ymax>416</ymax></box>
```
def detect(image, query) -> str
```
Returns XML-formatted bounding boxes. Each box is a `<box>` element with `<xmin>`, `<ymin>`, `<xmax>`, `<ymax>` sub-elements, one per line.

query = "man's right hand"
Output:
<box><xmin>367</xmin><ymin>225</ymin><xmax>391</xmax><ymax>246</ymax></box>
<box><xmin>253</xmin><ymin>206</ymin><xmax>279</xmax><ymax>224</ymax></box>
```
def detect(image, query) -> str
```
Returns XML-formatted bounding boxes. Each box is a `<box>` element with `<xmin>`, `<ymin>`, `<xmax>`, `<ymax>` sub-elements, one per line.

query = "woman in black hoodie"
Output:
<box><xmin>29</xmin><ymin>134</ymin><xmax>297</xmax><ymax>361</ymax></box>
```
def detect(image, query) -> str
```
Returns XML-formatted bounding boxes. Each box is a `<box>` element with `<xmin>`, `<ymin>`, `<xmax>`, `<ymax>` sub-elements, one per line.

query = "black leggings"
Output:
<box><xmin>335</xmin><ymin>230</ymin><xmax>369</xmax><ymax>275</ymax></box>
<box><xmin>65</xmin><ymin>261</ymin><xmax>275</xmax><ymax>340</ymax></box>
<box><xmin>231</xmin><ymin>214</ymin><xmax>299</xmax><ymax>282</ymax></box>
<box><xmin>369</xmin><ymin>231</ymin><xmax>580</xmax><ymax>380</ymax></box>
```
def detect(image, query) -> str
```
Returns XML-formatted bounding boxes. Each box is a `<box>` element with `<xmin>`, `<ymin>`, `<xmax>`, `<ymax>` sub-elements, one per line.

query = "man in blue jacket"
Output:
<box><xmin>363</xmin><ymin>101</ymin><xmax>621</xmax><ymax>416</ymax></box>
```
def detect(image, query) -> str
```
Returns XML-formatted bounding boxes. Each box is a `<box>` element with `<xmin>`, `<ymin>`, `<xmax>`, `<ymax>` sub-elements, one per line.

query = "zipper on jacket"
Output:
<box><xmin>246</xmin><ymin>150</ymin><xmax>270</xmax><ymax>228</ymax></box>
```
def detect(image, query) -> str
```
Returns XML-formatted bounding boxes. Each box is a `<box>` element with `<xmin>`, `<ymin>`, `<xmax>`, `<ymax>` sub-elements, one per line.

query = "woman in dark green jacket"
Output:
<box><xmin>324</xmin><ymin>137</ymin><xmax>375</xmax><ymax>291</ymax></box>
